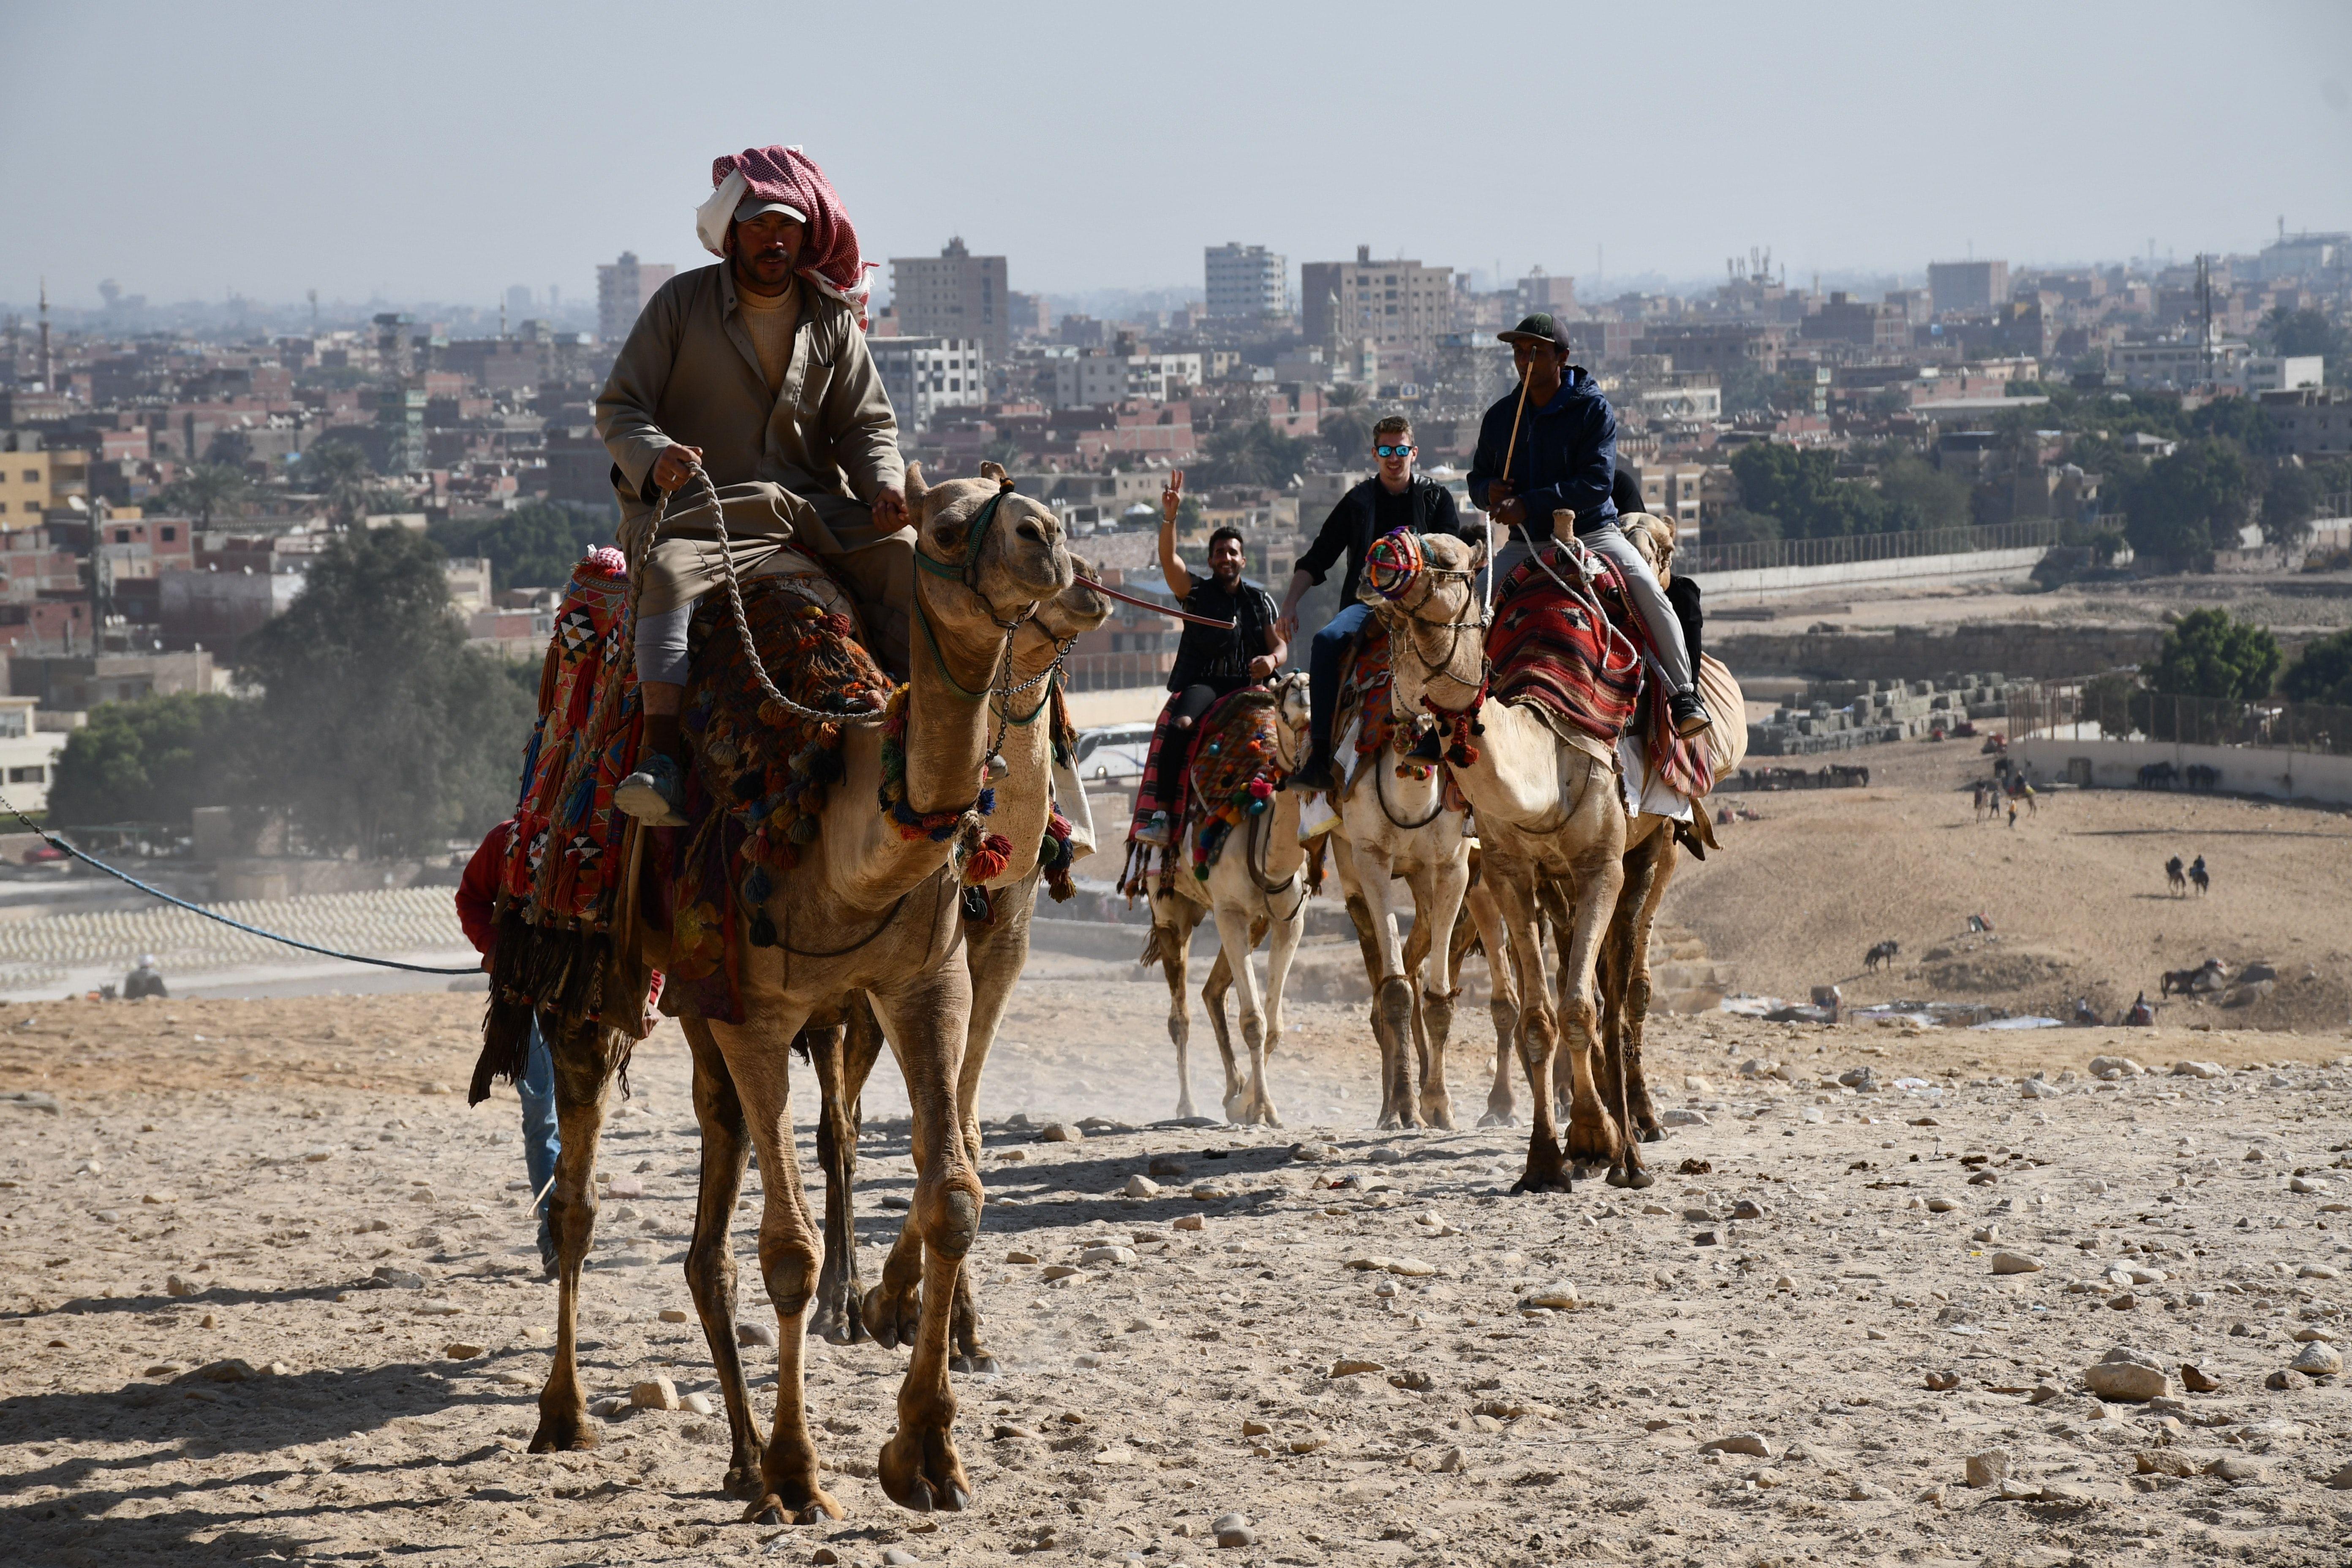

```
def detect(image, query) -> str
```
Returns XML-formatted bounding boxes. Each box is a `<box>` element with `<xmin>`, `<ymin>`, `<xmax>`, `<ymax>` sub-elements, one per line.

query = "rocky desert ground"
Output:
<box><xmin>3</xmin><ymin>970</ymin><xmax>2349</xmax><ymax>1568</ymax></box>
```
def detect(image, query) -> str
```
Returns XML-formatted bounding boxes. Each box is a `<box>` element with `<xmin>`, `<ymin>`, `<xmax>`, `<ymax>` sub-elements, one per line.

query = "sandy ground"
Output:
<box><xmin>1677</xmin><ymin>733</ymin><xmax>2352</xmax><ymax>1032</ymax></box>
<box><xmin>4</xmin><ymin>980</ymin><xmax>2350</xmax><ymax>1568</ymax></box>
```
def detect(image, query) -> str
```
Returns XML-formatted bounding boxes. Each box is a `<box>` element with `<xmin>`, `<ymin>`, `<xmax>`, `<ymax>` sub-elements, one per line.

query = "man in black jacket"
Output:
<box><xmin>1277</xmin><ymin>414</ymin><xmax>1470</xmax><ymax>790</ymax></box>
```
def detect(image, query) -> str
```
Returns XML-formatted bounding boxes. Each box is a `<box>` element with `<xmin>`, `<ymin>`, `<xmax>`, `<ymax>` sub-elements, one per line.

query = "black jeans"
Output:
<box><xmin>1139</xmin><ymin>678</ymin><xmax>1247</xmax><ymax>816</ymax></box>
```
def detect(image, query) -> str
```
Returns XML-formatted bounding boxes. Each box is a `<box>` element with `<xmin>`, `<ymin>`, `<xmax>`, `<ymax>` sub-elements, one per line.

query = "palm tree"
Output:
<box><xmin>155</xmin><ymin>463</ymin><xmax>253</xmax><ymax>528</ymax></box>
<box><xmin>300</xmin><ymin>441</ymin><xmax>375</xmax><ymax>529</ymax></box>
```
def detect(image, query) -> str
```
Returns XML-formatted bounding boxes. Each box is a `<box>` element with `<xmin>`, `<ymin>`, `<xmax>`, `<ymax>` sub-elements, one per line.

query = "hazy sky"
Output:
<box><xmin>6</xmin><ymin>0</ymin><xmax>2350</xmax><ymax>310</ymax></box>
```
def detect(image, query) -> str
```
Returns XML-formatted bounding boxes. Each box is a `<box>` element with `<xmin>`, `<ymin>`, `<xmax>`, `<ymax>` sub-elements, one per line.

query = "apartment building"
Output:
<box><xmin>1205</xmin><ymin>244</ymin><xmax>1289</xmax><ymax>319</ymax></box>
<box><xmin>596</xmin><ymin>252</ymin><xmax>676</xmax><ymax>343</ymax></box>
<box><xmin>1300</xmin><ymin>247</ymin><xmax>1455</xmax><ymax>368</ymax></box>
<box><xmin>890</xmin><ymin>238</ymin><xmax>1010</xmax><ymax>363</ymax></box>
<box><xmin>1927</xmin><ymin>260</ymin><xmax>2010</xmax><ymax>316</ymax></box>
<box><xmin>1048</xmin><ymin>351</ymin><xmax>1203</xmax><ymax>409</ymax></box>
<box><xmin>870</xmin><ymin>337</ymin><xmax>988</xmax><ymax>430</ymax></box>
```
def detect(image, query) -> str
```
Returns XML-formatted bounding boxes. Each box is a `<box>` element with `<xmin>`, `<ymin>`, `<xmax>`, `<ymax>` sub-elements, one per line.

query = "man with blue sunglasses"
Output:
<box><xmin>1279</xmin><ymin>414</ymin><xmax>1469</xmax><ymax>791</ymax></box>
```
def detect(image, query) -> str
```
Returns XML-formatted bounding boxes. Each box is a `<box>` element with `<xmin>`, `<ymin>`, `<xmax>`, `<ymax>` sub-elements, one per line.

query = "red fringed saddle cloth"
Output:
<box><xmin>1489</xmin><ymin>542</ymin><xmax>1712</xmax><ymax>798</ymax></box>
<box><xmin>472</xmin><ymin>549</ymin><xmax>652</xmax><ymax>1103</ymax></box>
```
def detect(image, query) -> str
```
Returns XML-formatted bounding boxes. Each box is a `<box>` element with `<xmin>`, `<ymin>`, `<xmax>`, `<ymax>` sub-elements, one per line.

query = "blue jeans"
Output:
<box><xmin>1309</xmin><ymin>600</ymin><xmax>1373</xmax><ymax>760</ymax></box>
<box><xmin>517</xmin><ymin>1016</ymin><xmax>561</xmax><ymax>1248</ymax></box>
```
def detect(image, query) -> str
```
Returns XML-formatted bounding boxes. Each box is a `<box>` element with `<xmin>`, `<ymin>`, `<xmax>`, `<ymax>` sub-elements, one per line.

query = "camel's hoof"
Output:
<box><xmin>860</xmin><ymin>1282</ymin><xmax>917</xmax><ymax>1353</ymax></box>
<box><xmin>809</xmin><ymin>1293</ymin><xmax>866</xmax><ymax>1346</ymax></box>
<box><xmin>1476</xmin><ymin>1110</ymin><xmax>1516</xmax><ymax>1130</ymax></box>
<box><xmin>879</xmin><ymin>1428</ymin><xmax>972</xmax><ymax>1516</ymax></box>
<box><xmin>742</xmin><ymin>1487</ymin><xmax>845</xmax><ymax>1527</ymax></box>
<box><xmin>527</xmin><ymin>1412</ymin><xmax>598</xmax><ymax>1454</ymax></box>
<box><xmin>949</xmin><ymin>1353</ymin><xmax>1000</xmax><ymax>1376</ymax></box>
<box><xmin>1604</xmin><ymin>1165</ymin><xmax>1631</xmax><ymax>1188</ymax></box>
<box><xmin>722</xmin><ymin>1461</ymin><xmax>766</xmax><ymax>1502</ymax></box>
<box><xmin>1420</xmin><ymin>1103</ymin><xmax>1456</xmax><ymax>1132</ymax></box>
<box><xmin>1624</xmin><ymin>1165</ymin><xmax>1657</xmax><ymax>1190</ymax></box>
<box><xmin>1637</xmin><ymin>1126</ymin><xmax>1665</xmax><ymax>1144</ymax></box>
<box><xmin>1508</xmin><ymin>1170</ymin><xmax>1573</xmax><ymax>1195</ymax></box>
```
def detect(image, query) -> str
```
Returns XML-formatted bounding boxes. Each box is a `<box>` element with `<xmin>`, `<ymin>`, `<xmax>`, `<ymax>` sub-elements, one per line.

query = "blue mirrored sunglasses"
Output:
<box><xmin>1375</xmin><ymin>444</ymin><xmax>1415</xmax><ymax>458</ymax></box>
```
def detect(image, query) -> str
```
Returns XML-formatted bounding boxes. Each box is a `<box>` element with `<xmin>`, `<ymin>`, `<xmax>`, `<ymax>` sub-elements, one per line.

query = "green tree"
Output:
<box><xmin>1727</xmin><ymin>444</ymin><xmax>1896</xmax><ymax>538</ymax></box>
<box><xmin>1718</xmin><ymin>358</ymin><xmax>1776</xmax><ymax>416</ymax></box>
<box><xmin>1875</xmin><ymin>452</ymin><xmax>1971</xmax><ymax>530</ymax></box>
<box><xmin>2122</xmin><ymin>437</ymin><xmax>2257</xmax><ymax>565</ymax></box>
<box><xmin>48</xmin><ymin>693</ymin><xmax>255</xmax><ymax>827</ymax></box>
<box><xmin>1704</xmin><ymin>506</ymin><xmax>1782</xmax><ymax>545</ymax></box>
<box><xmin>430</xmin><ymin>501</ymin><xmax>617</xmax><ymax>591</ymax></box>
<box><xmin>2142</xmin><ymin>608</ymin><xmax>2281</xmax><ymax>700</ymax></box>
<box><xmin>202</xmin><ymin>429</ymin><xmax>254</xmax><ymax>467</ymax></box>
<box><xmin>153</xmin><ymin>463</ymin><xmax>253</xmax><ymax>528</ymax></box>
<box><xmin>2281</xmin><ymin>626</ymin><xmax>2352</xmax><ymax>707</ymax></box>
<box><xmin>240</xmin><ymin>527</ymin><xmax>534</xmax><ymax>856</ymax></box>
<box><xmin>1194</xmin><ymin>419</ymin><xmax>1315</xmax><ymax>488</ymax></box>
<box><xmin>2259</xmin><ymin>306</ymin><xmax>2349</xmax><ymax>384</ymax></box>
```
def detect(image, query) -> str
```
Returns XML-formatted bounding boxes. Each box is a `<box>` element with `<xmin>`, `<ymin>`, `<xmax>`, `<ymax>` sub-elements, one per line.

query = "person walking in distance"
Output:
<box><xmin>1277</xmin><ymin>414</ymin><xmax>1470</xmax><ymax>791</ymax></box>
<box><xmin>1468</xmin><ymin>312</ymin><xmax>1710</xmax><ymax>738</ymax></box>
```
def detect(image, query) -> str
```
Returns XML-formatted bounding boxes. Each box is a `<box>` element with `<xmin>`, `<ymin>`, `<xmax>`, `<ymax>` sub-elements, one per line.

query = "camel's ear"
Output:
<box><xmin>905</xmin><ymin>461</ymin><xmax>929</xmax><ymax>509</ymax></box>
<box><xmin>977</xmin><ymin>459</ymin><xmax>1009</xmax><ymax>484</ymax></box>
<box><xmin>1467</xmin><ymin>528</ymin><xmax>1491</xmax><ymax>572</ymax></box>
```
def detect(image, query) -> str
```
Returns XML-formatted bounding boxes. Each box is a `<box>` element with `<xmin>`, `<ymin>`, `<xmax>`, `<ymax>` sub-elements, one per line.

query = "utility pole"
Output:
<box><xmin>2197</xmin><ymin>253</ymin><xmax>2213</xmax><ymax>389</ymax></box>
<box><xmin>37</xmin><ymin>277</ymin><xmax>53</xmax><ymax>390</ymax></box>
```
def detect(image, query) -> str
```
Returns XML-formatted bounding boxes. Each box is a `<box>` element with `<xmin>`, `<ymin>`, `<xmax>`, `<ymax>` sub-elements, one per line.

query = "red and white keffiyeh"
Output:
<box><xmin>695</xmin><ymin>144</ymin><xmax>874</xmax><ymax>327</ymax></box>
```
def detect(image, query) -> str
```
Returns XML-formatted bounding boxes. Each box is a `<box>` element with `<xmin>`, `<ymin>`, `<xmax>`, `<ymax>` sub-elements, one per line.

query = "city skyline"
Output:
<box><xmin>5</xmin><ymin>0</ymin><xmax>2349</xmax><ymax>310</ymax></box>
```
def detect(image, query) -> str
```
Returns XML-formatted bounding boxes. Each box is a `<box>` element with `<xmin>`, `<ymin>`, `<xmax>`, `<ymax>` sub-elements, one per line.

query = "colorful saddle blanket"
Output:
<box><xmin>497</xmin><ymin>548</ymin><xmax>641</xmax><ymax>932</ymax></box>
<box><xmin>1121</xmin><ymin>685</ymin><xmax>1284</xmax><ymax>889</ymax></box>
<box><xmin>1490</xmin><ymin>542</ymin><xmax>1712</xmax><ymax>800</ymax></box>
<box><xmin>659</xmin><ymin>575</ymin><xmax>896</xmax><ymax>1022</ymax></box>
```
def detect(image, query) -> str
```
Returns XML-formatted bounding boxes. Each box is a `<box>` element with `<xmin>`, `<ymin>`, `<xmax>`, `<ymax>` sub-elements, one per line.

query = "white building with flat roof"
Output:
<box><xmin>1205</xmin><ymin>243</ymin><xmax>1288</xmax><ymax>319</ymax></box>
<box><xmin>870</xmin><ymin>336</ymin><xmax>987</xmax><ymax>430</ymax></box>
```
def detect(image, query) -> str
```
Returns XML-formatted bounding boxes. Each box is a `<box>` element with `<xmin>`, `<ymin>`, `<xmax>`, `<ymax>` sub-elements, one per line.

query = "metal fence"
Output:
<box><xmin>2008</xmin><ymin>677</ymin><xmax>2352</xmax><ymax>758</ymax></box>
<box><xmin>1680</xmin><ymin>518</ymin><xmax>2066</xmax><ymax>576</ymax></box>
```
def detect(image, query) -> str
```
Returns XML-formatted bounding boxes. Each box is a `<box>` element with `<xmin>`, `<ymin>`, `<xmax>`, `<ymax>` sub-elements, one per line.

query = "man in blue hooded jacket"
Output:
<box><xmin>1468</xmin><ymin>314</ymin><xmax>1710</xmax><ymax>738</ymax></box>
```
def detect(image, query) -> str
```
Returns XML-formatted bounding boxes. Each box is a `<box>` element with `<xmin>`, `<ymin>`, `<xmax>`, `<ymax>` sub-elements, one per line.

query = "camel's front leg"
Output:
<box><xmin>679</xmin><ymin>1018</ymin><xmax>762</xmax><ymax>1497</ymax></box>
<box><xmin>1462</xmin><ymin>879</ymin><xmax>1519</xmax><ymax>1127</ymax></box>
<box><xmin>867</xmin><ymin>967</ymin><xmax>983</xmax><ymax>1515</ymax></box>
<box><xmin>1347</xmin><ymin>841</ymin><xmax>1418</xmax><ymax>1130</ymax></box>
<box><xmin>1622</xmin><ymin>835</ymin><xmax>1681</xmax><ymax>1143</ymax></box>
<box><xmin>808</xmin><ymin>1001</ymin><xmax>886</xmax><ymax>1346</ymax></box>
<box><xmin>1556</xmin><ymin>840</ymin><xmax>1628</xmax><ymax>1170</ymax></box>
<box><xmin>709</xmin><ymin>1004</ymin><xmax>840</xmax><ymax>1526</ymax></box>
<box><xmin>530</xmin><ymin>1017</ymin><xmax>615</xmax><ymax>1455</ymax></box>
<box><xmin>1211</xmin><ymin>902</ymin><xmax>1281</xmax><ymax>1127</ymax></box>
<box><xmin>1199</xmin><ymin>944</ymin><xmax>1244</xmax><ymax>1116</ymax></box>
<box><xmin>1149</xmin><ymin>898</ymin><xmax>1199</xmax><ymax>1119</ymax></box>
<box><xmin>949</xmin><ymin>883</ymin><xmax>1033</xmax><ymax>1374</ymax></box>
<box><xmin>1487</xmin><ymin>868</ymin><xmax>1569</xmax><ymax>1193</ymax></box>
<box><xmin>1404</xmin><ymin>853</ymin><xmax>1470</xmax><ymax>1130</ymax></box>
<box><xmin>1259</xmin><ymin>893</ymin><xmax>1304</xmax><ymax>1116</ymax></box>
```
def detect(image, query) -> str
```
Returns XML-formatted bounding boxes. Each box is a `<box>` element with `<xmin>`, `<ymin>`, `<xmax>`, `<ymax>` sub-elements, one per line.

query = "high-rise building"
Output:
<box><xmin>890</xmin><ymin>238</ymin><xmax>1010</xmax><ymax>364</ymax></box>
<box><xmin>1204</xmin><ymin>243</ymin><xmax>1288</xmax><ymax>319</ymax></box>
<box><xmin>597</xmin><ymin>252</ymin><xmax>676</xmax><ymax>343</ymax></box>
<box><xmin>868</xmin><ymin>337</ymin><xmax>987</xmax><ymax>431</ymax></box>
<box><xmin>1927</xmin><ymin>259</ymin><xmax>2009</xmax><ymax>317</ymax></box>
<box><xmin>1300</xmin><ymin>246</ymin><xmax>1455</xmax><ymax>369</ymax></box>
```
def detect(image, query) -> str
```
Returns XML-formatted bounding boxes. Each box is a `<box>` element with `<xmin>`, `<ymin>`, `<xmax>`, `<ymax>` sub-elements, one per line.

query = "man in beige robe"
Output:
<box><xmin>597</xmin><ymin>187</ymin><xmax>910</xmax><ymax>825</ymax></box>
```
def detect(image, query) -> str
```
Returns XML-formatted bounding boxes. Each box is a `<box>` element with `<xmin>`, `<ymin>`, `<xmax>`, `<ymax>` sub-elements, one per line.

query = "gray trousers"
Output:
<box><xmin>1494</xmin><ymin>523</ymin><xmax>1692</xmax><ymax>692</ymax></box>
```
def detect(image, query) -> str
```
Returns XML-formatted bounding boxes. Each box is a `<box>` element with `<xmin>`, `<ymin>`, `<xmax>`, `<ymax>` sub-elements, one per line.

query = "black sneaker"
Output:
<box><xmin>1288</xmin><ymin>752</ymin><xmax>1337</xmax><ymax>792</ymax></box>
<box><xmin>1669</xmin><ymin>686</ymin><xmax>1712</xmax><ymax>739</ymax></box>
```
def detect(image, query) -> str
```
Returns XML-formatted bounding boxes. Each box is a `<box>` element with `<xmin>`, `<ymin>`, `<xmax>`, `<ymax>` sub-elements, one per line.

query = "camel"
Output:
<box><xmin>1139</xmin><ymin>672</ymin><xmax>1312</xmax><ymax>1127</ymax></box>
<box><xmin>800</xmin><ymin>569</ymin><xmax>1113</xmax><ymax>1372</ymax></box>
<box><xmin>1366</xmin><ymin>531</ymin><xmax>1628</xmax><ymax>1191</ymax></box>
<box><xmin>1317</xmin><ymin>682</ymin><xmax>1476</xmax><ymax>1130</ymax></box>
<box><xmin>525</xmin><ymin>461</ymin><xmax>1074</xmax><ymax>1527</ymax></box>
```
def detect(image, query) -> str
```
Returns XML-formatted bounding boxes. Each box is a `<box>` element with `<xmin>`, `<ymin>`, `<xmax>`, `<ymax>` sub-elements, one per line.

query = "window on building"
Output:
<box><xmin>7</xmin><ymin>766</ymin><xmax>44</xmax><ymax>784</ymax></box>
<box><xmin>115</xmin><ymin>528</ymin><xmax>132</xmax><ymax>543</ymax></box>
<box><xmin>161</xmin><ymin>526</ymin><xmax>176</xmax><ymax>542</ymax></box>
<box><xmin>22</xmin><ymin>471</ymin><xmax>38</xmax><ymax>483</ymax></box>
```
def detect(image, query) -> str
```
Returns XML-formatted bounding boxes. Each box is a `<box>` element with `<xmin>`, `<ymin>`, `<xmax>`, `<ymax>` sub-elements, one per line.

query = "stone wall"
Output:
<box><xmin>1713</xmin><ymin>624</ymin><xmax>2171</xmax><ymax>683</ymax></box>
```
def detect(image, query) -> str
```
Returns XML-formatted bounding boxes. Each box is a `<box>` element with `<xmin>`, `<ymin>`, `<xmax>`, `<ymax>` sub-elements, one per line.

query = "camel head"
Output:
<box><xmin>1622</xmin><ymin>512</ymin><xmax>1678</xmax><ymax>588</ymax></box>
<box><xmin>1360</xmin><ymin>532</ymin><xmax>1486</xmax><ymax>725</ymax></box>
<box><xmin>1268</xmin><ymin>668</ymin><xmax>1311</xmax><ymax>768</ymax></box>
<box><xmin>1028</xmin><ymin>551</ymin><xmax>1114</xmax><ymax>647</ymax></box>
<box><xmin>906</xmin><ymin>460</ymin><xmax>1074</xmax><ymax>633</ymax></box>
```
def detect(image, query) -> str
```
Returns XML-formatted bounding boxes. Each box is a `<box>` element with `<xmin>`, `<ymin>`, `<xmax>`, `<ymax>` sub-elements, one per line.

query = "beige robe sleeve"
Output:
<box><xmin>593</xmin><ymin>280</ymin><xmax>686</xmax><ymax>503</ymax></box>
<box><xmin>819</xmin><ymin>316</ymin><xmax>906</xmax><ymax>501</ymax></box>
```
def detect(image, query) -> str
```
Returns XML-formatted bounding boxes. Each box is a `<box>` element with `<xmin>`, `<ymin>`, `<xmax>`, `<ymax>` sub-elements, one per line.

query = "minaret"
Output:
<box><xmin>38</xmin><ymin>278</ymin><xmax>53</xmax><ymax>389</ymax></box>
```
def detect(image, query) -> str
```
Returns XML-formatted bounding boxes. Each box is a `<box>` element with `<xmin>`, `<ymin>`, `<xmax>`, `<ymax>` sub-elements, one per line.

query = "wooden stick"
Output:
<box><xmin>1499</xmin><ymin>365</ymin><xmax>1532</xmax><ymax>499</ymax></box>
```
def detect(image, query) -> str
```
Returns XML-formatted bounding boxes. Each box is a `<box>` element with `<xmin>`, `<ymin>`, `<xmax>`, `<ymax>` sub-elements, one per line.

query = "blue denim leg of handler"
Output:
<box><xmin>517</xmin><ymin>1016</ymin><xmax>561</xmax><ymax>1247</ymax></box>
<box><xmin>1309</xmin><ymin>600</ymin><xmax>1372</xmax><ymax>758</ymax></box>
